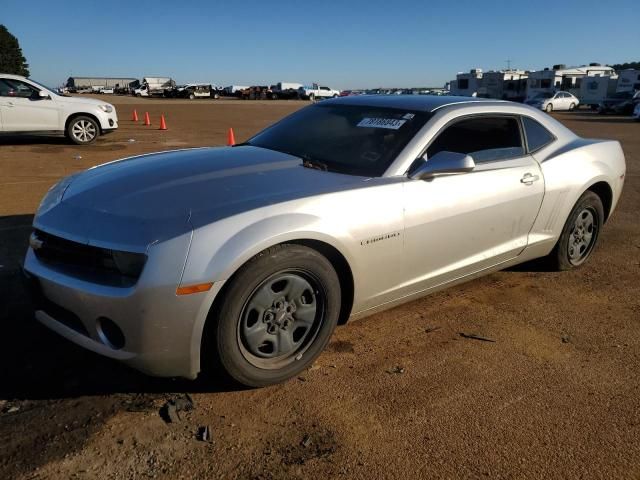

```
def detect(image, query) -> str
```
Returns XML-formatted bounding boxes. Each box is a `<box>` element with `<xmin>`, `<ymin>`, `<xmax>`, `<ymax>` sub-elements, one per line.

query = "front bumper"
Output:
<box><xmin>22</xmin><ymin>232</ymin><xmax>213</xmax><ymax>379</ymax></box>
<box><xmin>96</xmin><ymin>110</ymin><xmax>119</xmax><ymax>131</ymax></box>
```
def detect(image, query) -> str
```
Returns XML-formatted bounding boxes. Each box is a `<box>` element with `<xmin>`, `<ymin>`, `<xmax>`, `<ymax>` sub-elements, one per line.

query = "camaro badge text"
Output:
<box><xmin>360</xmin><ymin>232</ymin><xmax>401</xmax><ymax>246</ymax></box>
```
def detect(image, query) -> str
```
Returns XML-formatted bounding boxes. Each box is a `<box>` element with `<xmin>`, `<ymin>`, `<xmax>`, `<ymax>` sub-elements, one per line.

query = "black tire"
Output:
<box><xmin>204</xmin><ymin>244</ymin><xmax>341</xmax><ymax>387</ymax></box>
<box><xmin>546</xmin><ymin>103</ymin><xmax>553</xmax><ymax>113</ymax></box>
<box><xmin>66</xmin><ymin>116</ymin><xmax>100</xmax><ymax>145</ymax></box>
<box><xmin>547</xmin><ymin>191</ymin><xmax>604</xmax><ymax>271</ymax></box>
<box><xmin>569</xmin><ymin>102</ymin><xmax>576</xmax><ymax>111</ymax></box>
<box><xmin>309</xmin><ymin>93</ymin><xmax>315</xmax><ymax>101</ymax></box>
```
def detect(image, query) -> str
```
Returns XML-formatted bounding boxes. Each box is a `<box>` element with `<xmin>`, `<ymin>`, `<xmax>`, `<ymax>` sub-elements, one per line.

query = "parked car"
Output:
<box><xmin>24</xmin><ymin>95</ymin><xmax>625</xmax><ymax>387</ymax></box>
<box><xmin>597</xmin><ymin>91</ymin><xmax>640</xmax><ymax>115</ymax></box>
<box><xmin>98</xmin><ymin>87</ymin><xmax>114</xmax><ymax>94</ymax></box>
<box><xmin>525</xmin><ymin>91</ymin><xmax>579</xmax><ymax>112</ymax></box>
<box><xmin>298</xmin><ymin>83</ymin><xmax>340</xmax><ymax>100</ymax></box>
<box><xmin>0</xmin><ymin>74</ymin><xmax>118</xmax><ymax>144</ymax></box>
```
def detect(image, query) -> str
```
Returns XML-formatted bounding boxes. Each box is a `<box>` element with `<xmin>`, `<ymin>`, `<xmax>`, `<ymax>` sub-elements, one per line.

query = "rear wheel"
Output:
<box><xmin>569</xmin><ymin>102</ymin><xmax>576</xmax><ymax>111</ymax></box>
<box><xmin>67</xmin><ymin>116</ymin><xmax>99</xmax><ymax>145</ymax></box>
<box><xmin>204</xmin><ymin>244</ymin><xmax>341</xmax><ymax>387</ymax></box>
<box><xmin>547</xmin><ymin>191</ymin><xmax>604</xmax><ymax>270</ymax></box>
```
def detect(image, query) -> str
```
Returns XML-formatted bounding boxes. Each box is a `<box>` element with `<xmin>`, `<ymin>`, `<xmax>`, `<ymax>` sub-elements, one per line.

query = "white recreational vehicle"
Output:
<box><xmin>579</xmin><ymin>75</ymin><xmax>619</xmax><ymax>108</ymax></box>
<box><xmin>477</xmin><ymin>70</ymin><xmax>528</xmax><ymax>101</ymax></box>
<box><xmin>616</xmin><ymin>69</ymin><xmax>640</xmax><ymax>93</ymax></box>
<box><xmin>449</xmin><ymin>69</ymin><xmax>483</xmax><ymax>96</ymax></box>
<box><xmin>526</xmin><ymin>63</ymin><xmax>615</xmax><ymax>101</ymax></box>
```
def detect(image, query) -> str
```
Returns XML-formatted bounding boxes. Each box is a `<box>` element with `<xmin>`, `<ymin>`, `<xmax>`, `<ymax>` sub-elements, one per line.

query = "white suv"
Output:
<box><xmin>0</xmin><ymin>74</ymin><xmax>118</xmax><ymax>144</ymax></box>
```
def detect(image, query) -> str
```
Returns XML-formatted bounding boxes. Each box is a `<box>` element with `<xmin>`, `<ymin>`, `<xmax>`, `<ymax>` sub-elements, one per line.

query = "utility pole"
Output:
<box><xmin>505</xmin><ymin>59</ymin><xmax>512</xmax><ymax>71</ymax></box>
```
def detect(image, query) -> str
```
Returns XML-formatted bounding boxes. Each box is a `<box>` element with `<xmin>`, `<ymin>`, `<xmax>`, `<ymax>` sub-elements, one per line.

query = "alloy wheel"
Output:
<box><xmin>568</xmin><ymin>207</ymin><xmax>598</xmax><ymax>265</ymax></box>
<box><xmin>71</xmin><ymin>119</ymin><xmax>97</xmax><ymax>143</ymax></box>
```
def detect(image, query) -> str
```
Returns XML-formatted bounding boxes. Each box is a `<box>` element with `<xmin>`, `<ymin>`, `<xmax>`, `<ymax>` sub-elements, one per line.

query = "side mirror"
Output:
<box><xmin>409</xmin><ymin>151</ymin><xmax>475</xmax><ymax>180</ymax></box>
<box><xmin>38</xmin><ymin>90</ymin><xmax>50</xmax><ymax>99</ymax></box>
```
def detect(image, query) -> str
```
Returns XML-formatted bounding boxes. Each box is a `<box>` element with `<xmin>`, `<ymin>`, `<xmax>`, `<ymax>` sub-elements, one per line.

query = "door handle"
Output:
<box><xmin>520</xmin><ymin>173</ymin><xmax>540</xmax><ymax>185</ymax></box>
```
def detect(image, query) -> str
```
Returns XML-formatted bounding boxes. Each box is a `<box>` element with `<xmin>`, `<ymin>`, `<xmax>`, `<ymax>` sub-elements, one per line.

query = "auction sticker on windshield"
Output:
<box><xmin>357</xmin><ymin>118</ymin><xmax>407</xmax><ymax>129</ymax></box>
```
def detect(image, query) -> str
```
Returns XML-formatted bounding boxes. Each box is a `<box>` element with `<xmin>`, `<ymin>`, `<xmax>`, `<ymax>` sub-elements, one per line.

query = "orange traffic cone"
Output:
<box><xmin>159</xmin><ymin>115</ymin><xmax>167</xmax><ymax>130</ymax></box>
<box><xmin>143</xmin><ymin>112</ymin><xmax>151</xmax><ymax>126</ymax></box>
<box><xmin>132</xmin><ymin>109</ymin><xmax>139</xmax><ymax>122</ymax></box>
<box><xmin>227</xmin><ymin>127</ymin><xmax>235</xmax><ymax>146</ymax></box>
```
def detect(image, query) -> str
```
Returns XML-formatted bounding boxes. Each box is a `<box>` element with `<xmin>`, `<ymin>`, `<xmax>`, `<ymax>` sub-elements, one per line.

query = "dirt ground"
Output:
<box><xmin>1</xmin><ymin>95</ymin><xmax>639</xmax><ymax>480</ymax></box>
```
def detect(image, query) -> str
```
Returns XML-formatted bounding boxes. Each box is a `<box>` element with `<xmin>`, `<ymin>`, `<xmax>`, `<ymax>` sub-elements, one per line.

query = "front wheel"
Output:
<box><xmin>545</xmin><ymin>103</ymin><xmax>553</xmax><ymax>113</ymax></box>
<box><xmin>67</xmin><ymin>116</ymin><xmax>99</xmax><ymax>145</ymax></box>
<box><xmin>204</xmin><ymin>244</ymin><xmax>341</xmax><ymax>387</ymax></box>
<box><xmin>547</xmin><ymin>191</ymin><xmax>604</xmax><ymax>270</ymax></box>
<box><xmin>309</xmin><ymin>94</ymin><xmax>315</xmax><ymax>101</ymax></box>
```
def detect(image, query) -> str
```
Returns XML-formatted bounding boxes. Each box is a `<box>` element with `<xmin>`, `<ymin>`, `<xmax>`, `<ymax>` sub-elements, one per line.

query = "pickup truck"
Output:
<box><xmin>297</xmin><ymin>84</ymin><xmax>340</xmax><ymax>100</ymax></box>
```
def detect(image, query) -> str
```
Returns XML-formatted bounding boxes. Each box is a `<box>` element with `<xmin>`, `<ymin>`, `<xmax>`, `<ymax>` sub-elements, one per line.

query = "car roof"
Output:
<box><xmin>325</xmin><ymin>94</ymin><xmax>505</xmax><ymax>112</ymax></box>
<box><xmin>0</xmin><ymin>73</ymin><xmax>28</xmax><ymax>80</ymax></box>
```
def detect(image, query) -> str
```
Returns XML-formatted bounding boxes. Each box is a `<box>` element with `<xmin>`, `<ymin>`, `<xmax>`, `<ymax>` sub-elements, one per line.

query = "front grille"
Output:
<box><xmin>31</xmin><ymin>229</ymin><xmax>146</xmax><ymax>287</ymax></box>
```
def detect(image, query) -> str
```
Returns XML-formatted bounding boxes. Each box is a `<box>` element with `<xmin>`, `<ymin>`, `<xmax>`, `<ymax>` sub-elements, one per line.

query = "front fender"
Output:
<box><xmin>182</xmin><ymin>211</ymin><xmax>357</xmax><ymax>287</ymax></box>
<box><xmin>180</xmin><ymin>211</ymin><xmax>358</xmax><ymax>377</ymax></box>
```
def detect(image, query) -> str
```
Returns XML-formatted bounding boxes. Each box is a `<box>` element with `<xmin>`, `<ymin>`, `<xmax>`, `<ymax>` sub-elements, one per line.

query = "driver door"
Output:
<box><xmin>0</xmin><ymin>78</ymin><xmax>60</xmax><ymax>132</ymax></box>
<box><xmin>401</xmin><ymin>115</ymin><xmax>544</xmax><ymax>295</ymax></box>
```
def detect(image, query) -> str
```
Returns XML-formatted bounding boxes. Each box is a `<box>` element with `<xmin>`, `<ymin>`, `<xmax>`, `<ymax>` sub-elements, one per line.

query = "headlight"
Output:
<box><xmin>37</xmin><ymin>175</ymin><xmax>75</xmax><ymax>216</ymax></box>
<box><xmin>111</xmin><ymin>251</ymin><xmax>147</xmax><ymax>278</ymax></box>
<box><xmin>99</xmin><ymin>104</ymin><xmax>113</xmax><ymax>113</ymax></box>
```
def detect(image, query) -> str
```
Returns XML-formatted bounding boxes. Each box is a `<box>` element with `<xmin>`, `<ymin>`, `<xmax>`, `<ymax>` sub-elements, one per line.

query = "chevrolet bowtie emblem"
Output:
<box><xmin>29</xmin><ymin>232</ymin><xmax>44</xmax><ymax>250</ymax></box>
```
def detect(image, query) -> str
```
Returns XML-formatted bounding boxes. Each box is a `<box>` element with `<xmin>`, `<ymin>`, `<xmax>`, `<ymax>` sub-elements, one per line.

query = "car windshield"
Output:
<box><xmin>246</xmin><ymin>104</ymin><xmax>431</xmax><ymax>177</ymax></box>
<box><xmin>27</xmin><ymin>78</ymin><xmax>59</xmax><ymax>95</ymax></box>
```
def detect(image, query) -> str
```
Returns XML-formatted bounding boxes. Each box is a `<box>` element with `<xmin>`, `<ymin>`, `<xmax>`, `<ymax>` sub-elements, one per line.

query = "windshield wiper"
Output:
<box><xmin>301</xmin><ymin>158</ymin><xmax>328</xmax><ymax>171</ymax></box>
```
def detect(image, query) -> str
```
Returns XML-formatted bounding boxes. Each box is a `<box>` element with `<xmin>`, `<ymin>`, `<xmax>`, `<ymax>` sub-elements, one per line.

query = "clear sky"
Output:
<box><xmin>3</xmin><ymin>0</ymin><xmax>639</xmax><ymax>89</ymax></box>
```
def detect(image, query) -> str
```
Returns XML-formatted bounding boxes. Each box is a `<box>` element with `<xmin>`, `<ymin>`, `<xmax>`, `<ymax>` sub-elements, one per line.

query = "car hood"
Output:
<box><xmin>34</xmin><ymin>146</ymin><xmax>364</xmax><ymax>251</ymax></box>
<box><xmin>55</xmin><ymin>94</ymin><xmax>112</xmax><ymax>108</ymax></box>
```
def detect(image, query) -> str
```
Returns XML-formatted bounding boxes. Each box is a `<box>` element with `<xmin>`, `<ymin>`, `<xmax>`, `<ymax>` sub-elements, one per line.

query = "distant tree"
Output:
<box><xmin>610</xmin><ymin>61</ymin><xmax>640</xmax><ymax>71</ymax></box>
<box><xmin>0</xmin><ymin>25</ymin><xmax>29</xmax><ymax>76</ymax></box>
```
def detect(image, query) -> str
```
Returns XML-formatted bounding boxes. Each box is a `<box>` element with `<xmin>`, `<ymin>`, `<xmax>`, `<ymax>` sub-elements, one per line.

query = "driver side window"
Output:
<box><xmin>426</xmin><ymin>116</ymin><xmax>525</xmax><ymax>163</ymax></box>
<box><xmin>0</xmin><ymin>78</ymin><xmax>38</xmax><ymax>98</ymax></box>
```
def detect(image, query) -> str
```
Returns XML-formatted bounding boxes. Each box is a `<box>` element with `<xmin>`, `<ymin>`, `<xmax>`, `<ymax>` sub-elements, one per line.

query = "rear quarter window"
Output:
<box><xmin>522</xmin><ymin>116</ymin><xmax>555</xmax><ymax>152</ymax></box>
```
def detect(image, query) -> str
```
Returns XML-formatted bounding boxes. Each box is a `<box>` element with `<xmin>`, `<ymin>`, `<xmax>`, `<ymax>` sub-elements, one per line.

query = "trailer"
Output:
<box><xmin>579</xmin><ymin>75</ymin><xmax>618</xmax><ymax>109</ymax></box>
<box><xmin>449</xmin><ymin>69</ymin><xmax>483</xmax><ymax>96</ymax></box>
<box><xmin>134</xmin><ymin>77</ymin><xmax>175</xmax><ymax>97</ymax></box>
<box><xmin>271</xmin><ymin>82</ymin><xmax>303</xmax><ymax>99</ymax></box>
<box><xmin>616</xmin><ymin>69</ymin><xmax>640</xmax><ymax>93</ymax></box>
<box><xmin>526</xmin><ymin>63</ymin><xmax>615</xmax><ymax>101</ymax></box>
<box><xmin>477</xmin><ymin>70</ymin><xmax>527</xmax><ymax>101</ymax></box>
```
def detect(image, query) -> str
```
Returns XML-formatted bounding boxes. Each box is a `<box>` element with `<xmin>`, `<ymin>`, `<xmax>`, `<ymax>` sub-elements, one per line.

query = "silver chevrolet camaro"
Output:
<box><xmin>23</xmin><ymin>95</ymin><xmax>626</xmax><ymax>387</ymax></box>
